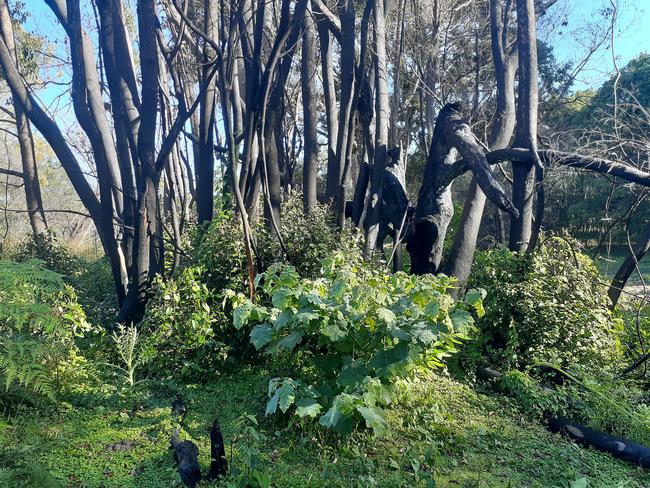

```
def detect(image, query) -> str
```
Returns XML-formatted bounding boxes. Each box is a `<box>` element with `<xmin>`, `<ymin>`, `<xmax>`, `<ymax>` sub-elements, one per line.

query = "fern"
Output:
<box><xmin>0</xmin><ymin>259</ymin><xmax>91</xmax><ymax>409</ymax></box>
<box><xmin>0</xmin><ymin>337</ymin><xmax>58</xmax><ymax>402</ymax></box>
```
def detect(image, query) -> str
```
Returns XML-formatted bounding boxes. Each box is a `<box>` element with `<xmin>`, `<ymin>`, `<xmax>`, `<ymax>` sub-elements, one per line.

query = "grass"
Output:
<box><xmin>1</xmin><ymin>369</ymin><xmax>648</xmax><ymax>488</ymax></box>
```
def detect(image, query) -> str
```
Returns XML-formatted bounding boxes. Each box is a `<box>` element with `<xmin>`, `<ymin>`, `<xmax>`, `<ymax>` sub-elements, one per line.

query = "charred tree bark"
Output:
<box><xmin>364</xmin><ymin>0</ymin><xmax>390</xmax><ymax>254</ymax></box>
<box><xmin>509</xmin><ymin>0</ymin><xmax>540</xmax><ymax>252</ymax></box>
<box><xmin>445</xmin><ymin>0</ymin><xmax>516</xmax><ymax>285</ymax></box>
<box><xmin>407</xmin><ymin>103</ymin><xmax>517</xmax><ymax>275</ymax></box>
<box><xmin>196</xmin><ymin>0</ymin><xmax>218</xmax><ymax>224</ymax></box>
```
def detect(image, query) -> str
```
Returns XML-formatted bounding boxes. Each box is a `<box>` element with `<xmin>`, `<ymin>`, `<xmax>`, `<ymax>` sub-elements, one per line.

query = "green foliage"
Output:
<box><xmin>69</xmin><ymin>257</ymin><xmax>118</xmax><ymax>327</ymax></box>
<box><xmin>223</xmin><ymin>414</ymin><xmax>272</xmax><ymax>488</ymax></box>
<box><xmin>142</xmin><ymin>265</ymin><xmax>236</xmax><ymax>378</ymax></box>
<box><xmin>105</xmin><ymin>325</ymin><xmax>150</xmax><ymax>387</ymax></box>
<box><xmin>573</xmin><ymin>53</ymin><xmax>650</xmax><ymax>134</ymax></box>
<box><xmin>229</xmin><ymin>250</ymin><xmax>482</xmax><ymax>435</ymax></box>
<box><xmin>257</xmin><ymin>192</ymin><xmax>359</xmax><ymax>278</ymax></box>
<box><xmin>13</xmin><ymin>233</ymin><xmax>82</xmax><ymax>277</ymax></box>
<box><xmin>492</xmin><ymin>366</ymin><xmax>650</xmax><ymax>446</ymax></box>
<box><xmin>0</xmin><ymin>259</ymin><xmax>91</xmax><ymax>409</ymax></box>
<box><xmin>468</xmin><ymin>239</ymin><xmax>621</xmax><ymax>369</ymax></box>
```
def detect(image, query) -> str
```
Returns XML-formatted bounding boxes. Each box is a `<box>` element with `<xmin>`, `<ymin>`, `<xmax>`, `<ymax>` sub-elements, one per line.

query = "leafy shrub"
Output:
<box><xmin>141</xmin><ymin>265</ymin><xmax>252</xmax><ymax>378</ymax></box>
<box><xmin>69</xmin><ymin>257</ymin><xmax>118</xmax><ymax>328</ymax></box>
<box><xmin>143</xmin><ymin>197</ymin><xmax>360</xmax><ymax>378</ymax></box>
<box><xmin>257</xmin><ymin>192</ymin><xmax>359</xmax><ymax>278</ymax></box>
<box><xmin>194</xmin><ymin>194</ymin><xmax>359</xmax><ymax>292</ymax></box>
<box><xmin>12</xmin><ymin>232</ymin><xmax>82</xmax><ymax>277</ymax></box>
<box><xmin>467</xmin><ymin>239</ymin><xmax>621</xmax><ymax>369</ymax></box>
<box><xmin>0</xmin><ymin>259</ymin><xmax>91</xmax><ymax>409</ymax></box>
<box><xmin>229</xmin><ymin>250</ymin><xmax>483</xmax><ymax>435</ymax></box>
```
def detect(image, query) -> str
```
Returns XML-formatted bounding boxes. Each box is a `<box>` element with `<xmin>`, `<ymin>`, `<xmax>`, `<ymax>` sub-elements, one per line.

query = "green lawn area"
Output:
<box><xmin>2</xmin><ymin>369</ymin><xmax>648</xmax><ymax>488</ymax></box>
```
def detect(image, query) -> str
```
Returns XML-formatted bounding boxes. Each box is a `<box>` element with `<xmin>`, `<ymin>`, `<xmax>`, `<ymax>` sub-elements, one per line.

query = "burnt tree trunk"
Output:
<box><xmin>608</xmin><ymin>223</ymin><xmax>650</xmax><ymax>309</ymax></box>
<box><xmin>509</xmin><ymin>0</ymin><xmax>540</xmax><ymax>252</ymax></box>
<box><xmin>445</xmin><ymin>0</ymin><xmax>516</xmax><ymax>285</ymax></box>
<box><xmin>407</xmin><ymin>103</ymin><xmax>518</xmax><ymax>275</ymax></box>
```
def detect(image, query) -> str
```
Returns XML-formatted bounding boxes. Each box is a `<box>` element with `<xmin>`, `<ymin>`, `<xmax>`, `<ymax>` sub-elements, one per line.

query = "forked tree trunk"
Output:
<box><xmin>509</xmin><ymin>0</ymin><xmax>540</xmax><ymax>252</ymax></box>
<box><xmin>407</xmin><ymin>103</ymin><xmax>518</xmax><ymax>275</ymax></box>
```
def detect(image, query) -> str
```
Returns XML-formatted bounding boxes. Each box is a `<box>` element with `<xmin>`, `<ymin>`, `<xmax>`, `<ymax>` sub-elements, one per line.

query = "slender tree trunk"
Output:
<box><xmin>364</xmin><ymin>0</ymin><xmax>390</xmax><ymax>254</ymax></box>
<box><xmin>316</xmin><ymin>18</ymin><xmax>338</xmax><ymax>203</ymax></box>
<box><xmin>0</xmin><ymin>0</ymin><xmax>47</xmax><ymax>235</ymax></box>
<box><xmin>196</xmin><ymin>0</ymin><xmax>218</xmax><ymax>223</ymax></box>
<box><xmin>445</xmin><ymin>0</ymin><xmax>516</xmax><ymax>285</ymax></box>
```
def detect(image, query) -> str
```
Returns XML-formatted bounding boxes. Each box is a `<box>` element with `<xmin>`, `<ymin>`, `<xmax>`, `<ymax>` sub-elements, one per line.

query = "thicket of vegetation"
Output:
<box><xmin>0</xmin><ymin>0</ymin><xmax>649</xmax><ymax>486</ymax></box>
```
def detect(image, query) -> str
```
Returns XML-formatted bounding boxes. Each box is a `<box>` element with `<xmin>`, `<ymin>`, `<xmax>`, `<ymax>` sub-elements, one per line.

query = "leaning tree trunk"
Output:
<box><xmin>0</xmin><ymin>1</ymin><xmax>47</xmax><ymax>235</ymax></box>
<box><xmin>608</xmin><ymin>223</ymin><xmax>650</xmax><ymax>309</ymax></box>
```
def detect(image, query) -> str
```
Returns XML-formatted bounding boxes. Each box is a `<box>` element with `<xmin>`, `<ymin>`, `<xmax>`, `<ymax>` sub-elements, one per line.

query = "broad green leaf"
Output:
<box><xmin>277</xmin><ymin>381</ymin><xmax>296</xmax><ymax>413</ymax></box>
<box><xmin>319</xmin><ymin>403</ymin><xmax>341</xmax><ymax>428</ymax></box>
<box><xmin>233</xmin><ymin>302</ymin><xmax>252</xmax><ymax>329</ymax></box>
<box><xmin>363</xmin><ymin>378</ymin><xmax>393</xmax><ymax>407</ymax></box>
<box><xmin>274</xmin><ymin>310</ymin><xmax>293</xmax><ymax>330</ymax></box>
<box><xmin>377</xmin><ymin>307</ymin><xmax>396</xmax><ymax>325</ymax></box>
<box><xmin>450</xmin><ymin>310</ymin><xmax>474</xmax><ymax>332</ymax></box>
<box><xmin>272</xmin><ymin>288</ymin><xmax>292</xmax><ymax>309</ymax></box>
<box><xmin>321</xmin><ymin>321</ymin><xmax>347</xmax><ymax>341</ymax></box>
<box><xmin>339</xmin><ymin>356</ymin><xmax>370</xmax><ymax>387</ymax></box>
<box><xmin>275</xmin><ymin>331</ymin><xmax>304</xmax><ymax>351</ymax></box>
<box><xmin>295</xmin><ymin>398</ymin><xmax>322</xmax><ymax>418</ymax></box>
<box><xmin>266</xmin><ymin>389</ymin><xmax>280</xmax><ymax>416</ymax></box>
<box><xmin>250</xmin><ymin>324</ymin><xmax>273</xmax><ymax>350</ymax></box>
<box><xmin>356</xmin><ymin>405</ymin><xmax>387</xmax><ymax>435</ymax></box>
<box><xmin>464</xmin><ymin>288</ymin><xmax>486</xmax><ymax>317</ymax></box>
<box><xmin>388</xmin><ymin>325</ymin><xmax>411</xmax><ymax>341</ymax></box>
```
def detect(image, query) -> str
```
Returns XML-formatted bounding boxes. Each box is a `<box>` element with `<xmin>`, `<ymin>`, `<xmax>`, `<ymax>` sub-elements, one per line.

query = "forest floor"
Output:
<box><xmin>2</xmin><ymin>369</ymin><xmax>648</xmax><ymax>488</ymax></box>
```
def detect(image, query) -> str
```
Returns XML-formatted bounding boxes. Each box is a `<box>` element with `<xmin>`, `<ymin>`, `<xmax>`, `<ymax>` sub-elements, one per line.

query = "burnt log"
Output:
<box><xmin>170</xmin><ymin>430</ymin><xmax>201</xmax><ymax>487</ymax></box>
<box><xmin>206</xmin><ymin>419</ymin><xmax>228</xmax><ymax>479</ymax></box>
<box><xmin>547</xmin><ymin>416</ymin><xmax>650</xmax><ymax>469</ymax></box>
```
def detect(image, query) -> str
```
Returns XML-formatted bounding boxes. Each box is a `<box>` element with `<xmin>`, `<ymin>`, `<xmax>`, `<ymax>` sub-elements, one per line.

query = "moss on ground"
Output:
<box><xmin>1</xmin><ymin>369</ymin><xmax>648</xmax><ymax>487</ymax></box>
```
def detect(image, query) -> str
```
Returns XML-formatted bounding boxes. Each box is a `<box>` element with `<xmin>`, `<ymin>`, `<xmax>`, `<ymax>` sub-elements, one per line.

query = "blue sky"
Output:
<box><xmin>545</xmin><ymin>0</ymin><xmax>649</xmax><ymax>90</ymax></box>
<box><xmin>21</xmin><ymin>0</ymin><xmax>650</xmax><ymax>102</ymax></box>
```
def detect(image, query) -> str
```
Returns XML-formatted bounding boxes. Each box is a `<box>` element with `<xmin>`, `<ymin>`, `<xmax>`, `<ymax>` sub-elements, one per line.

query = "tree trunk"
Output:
<box><xmin>316</xmin><ymin>17</ymin><xmax>338</xmax><ymax>203</ymax></box>
<box><xmin>364</xmin><ymin>0</ymin><xmax>390</xmax><ymax>254</ymax></box>
<box><xmin>608</xmin><ymin>223</ymin><xmax>650</xmax><ymax>309</ymax></box>
<box><xmin>407</xmin><ymin>103</ymin><xmax>517</xmax><ymax>275</ymax></box>
<box><xmin>0</xmin><ymin>0</ymin><xmax>47</xmax><ymax>235</ymax></box>
<box><xmin>196</xmin><ymin>0</ymin><xmax>218</xmax><ymax>224</ymax></box>
<box><xmin>301</xmin><ymin>3</ymin><xmax>318</xmax><ymax>213</ymax></box>
<box><xmin>509</xmin><ymin>0</ymin><xmax>539</xmax><ymax>252</ymax></box>
<box><xmin>445</xmin><ymin>0</ymin><xmax>516</xmax><ymax>285</ymax></box>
